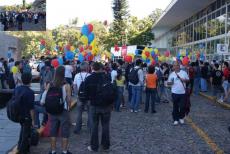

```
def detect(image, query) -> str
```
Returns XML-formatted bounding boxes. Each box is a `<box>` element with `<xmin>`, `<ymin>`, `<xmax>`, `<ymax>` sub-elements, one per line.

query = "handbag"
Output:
<box><xmin>175</xmin><ymin>72</ymin><xmax>191</xmax><ymax>116</ymax></box>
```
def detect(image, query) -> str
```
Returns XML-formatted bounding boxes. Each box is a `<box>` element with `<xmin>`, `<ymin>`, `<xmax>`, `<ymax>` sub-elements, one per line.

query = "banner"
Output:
<box><xmin>217</xmin><ymin>44</ymin><xmax>228</xmax><ymax>54</ymax></box>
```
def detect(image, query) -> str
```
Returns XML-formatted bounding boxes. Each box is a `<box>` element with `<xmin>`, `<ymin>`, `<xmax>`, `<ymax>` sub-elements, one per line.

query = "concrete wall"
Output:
<box><xmin>0</xmin><ymin>32</ymin><xmax>21</xmax><ymax>60</ymax></box>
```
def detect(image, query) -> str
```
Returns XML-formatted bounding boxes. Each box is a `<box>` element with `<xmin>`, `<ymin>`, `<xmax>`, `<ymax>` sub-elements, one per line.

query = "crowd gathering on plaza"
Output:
<box><xmin>0</xmin><ymin>11</ymin><xmax>46</xmax><ymax>31</ymax></box>
<box><xmin>0</xmin><ymin>54</ymin><xmax>230</xmax><ymax>154</ymax></box>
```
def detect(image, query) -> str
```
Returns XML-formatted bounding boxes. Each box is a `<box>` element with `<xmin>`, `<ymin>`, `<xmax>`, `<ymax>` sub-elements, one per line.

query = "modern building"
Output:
<box><xmin>152</xmin><ymin>0</ymin><xmax>230</xmax><ymax>60</ymax></box>
<box><xmin>0</xmin><ymin>32</ymin><xmax>22</xmax><ymax>60</ymax></box>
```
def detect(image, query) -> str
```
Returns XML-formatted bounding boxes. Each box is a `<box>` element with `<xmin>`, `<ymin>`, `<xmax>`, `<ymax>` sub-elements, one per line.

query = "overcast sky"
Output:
<box><xmin>47</xmin><ymin>0</ymin><xmax>172</xmax><ymax>29</ymax></box>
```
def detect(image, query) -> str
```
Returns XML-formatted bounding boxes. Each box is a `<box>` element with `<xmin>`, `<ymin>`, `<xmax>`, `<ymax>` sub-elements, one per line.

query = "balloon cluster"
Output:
<box><xmin>141</xmin><ymin>47</ymin><xmax>159</xmax><ymax>65</ymax></box>
<box><xmin>79</xmin><ymin>24</ymin><xmax>99</xmax><ymax>62</ymax></box>
<box><xmin>51</xmin><ymin>56</ymin><xmax>64</xmax><ymax>69</ymax></box>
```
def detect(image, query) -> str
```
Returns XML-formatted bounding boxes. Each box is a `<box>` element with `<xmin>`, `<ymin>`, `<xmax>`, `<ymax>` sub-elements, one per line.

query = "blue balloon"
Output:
<box><xmin>78</xmin><ymin>53</ymin><xmax>84</xmax><ymax>62</ymax></box>
<box><xmin>151</xmin><ymin>51</ymin><xmax>155</xmax><ymax>57</ymax></box>
<box><xmin>146</xmin><ymin>59</ymin><xmax>151</xmax><ymax>64</ymax></box>
<box><xmin>88</xmin><ymin>33</ymin><xmax>95</xmax><ymax>44</ymax></box>
<box><xmin>58</xmin><ymin>57</ymin><xmax>63</xmax><ymax>65</ymax></box>
<box><xmin>135</xmin><ymin>49</ymin><xmax>139</xmax><ymax>55</ymax></box>
<box><xmin>81</xmin><ymin>25</ymin><xmax>89</xmax><ymax>35</ymax></box>
<box><xmin>65</xmin><ymin>51</ymin><xmax>74</xmax><ymax>60</ymax></box>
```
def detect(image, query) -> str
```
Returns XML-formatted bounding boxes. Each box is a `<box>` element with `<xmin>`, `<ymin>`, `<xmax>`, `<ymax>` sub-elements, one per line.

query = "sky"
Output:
<box><xmin>0</xmin><ymin>0</ymin><xmax>35</xmax><ymax>6</ymax></box>
<box><xmin>47</xmin><ymin>0</ymin><xmax>172</xmax><ymax>29</ymax></box>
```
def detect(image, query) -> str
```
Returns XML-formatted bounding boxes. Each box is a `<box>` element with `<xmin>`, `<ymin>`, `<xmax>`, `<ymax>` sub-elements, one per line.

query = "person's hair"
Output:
<box><xmin>200</xmin><ymin>61</ymin><xmax>204</xmax><ymax>65</ymax></box>
<box><xmin>135</xmin><ymin>59</ymin><xmax>142</xmax><ymax>66</ymax></box>
<box><xmin>21</xmin><ymin>73</ymin><xmax>32</xmax><ymax>85</ymax></box>
<box><xmin>45</xmin><ymin>60</ymin><xmax>51</xmax><ymax>67</ymax></box>
<box><xmin>214</xmin><ymin>63</ymin><xmax>219</xmax><ymax>69</ymax></box>
<box><xmin>80</xmin><ymin>62</ymin><xmax>89</xmax><ymax>72</ymax></box>
<box><xmin>224</xmin><ymin>61</ymin><xmax>229</xmax><ymax>68</ymax></box>
<box><xmin>92</xmin><ymin>62</ymin><xmax>102</xmax><ymax>71</ymax></box>
<box><xmin>40</xmin><ymin>56</ymin><xmax>45</xmax><ymax>60</ymax></box>
<box><xmin>15</xmin><ymin>61</ymin><xmax>21</xmax><ymax>66</ymax></box>
<box><xmin>53</xmin><ymin>66</ymin><xmax>65</xmax><ymax>88</ymax></box>
<box><xmin>148</xmin><ymin>65</ymin><xmax>155</xmax><ymax>74</ymax></box>
<box><xmin>112</xmin><ymin>63</ymin><xmax>117</xmax><ymax>70</ymax></box>
<box><xmin>9</xmin><ymin>58</ymin><xmax>14</xmax><ymax>62</ymax></box>
<box><xmin>64</xmin><ymin>60</ymin><xmax>70</xmax><ymax>65</ymax></box>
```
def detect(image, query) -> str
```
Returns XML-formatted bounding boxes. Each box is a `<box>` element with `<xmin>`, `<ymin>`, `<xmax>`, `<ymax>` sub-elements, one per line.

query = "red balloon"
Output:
<box><xmin>182</xmin><ymin>57</ymin><xmax>189</xmax><ymax>66</ymax></box>
<box><xmin>51</xmin><ymin>59</ymin><xmax>59</xmax><ymax>68</ymax></box>
<box><xmin>124</xmin><ymin>55</ymin><xmax>132</xmax><ymax>63</ymax></box>
<box><xmin>151</xmin><ymin>60</ymin><xmax>156</xmax><ymax>66</ymax></box>
<box><xmin>79</xmin><ymin>46</ymin><xmax>84</xmax><ymax>52</ymax></box>
<box><xmin>66</xmin><ymin>44</ymin><xmax>71</xmax><ymax>51</ymax></box>
<box><xmin>89</xmin><ymin>46</ymin><xmax>92</xmax><ymax>50</ymax></box>
<box><xmin>88</xmin><ymin>24</ymin><xmax>94</xmax><ymax>32</ymax></box>
<box><xmin>40</xmin><ymin>39</ymin><xmax>46</xmax><ymax>46</ymax></box>
<box><xmin>164</xmin><ymin>51</ymin><xmax>170</xmax><ymax>57</ymax></box>
<box><xmin>114</xmin><ymin>45</ymin><xmax>119</xmax><ymax>51</ymax></box>
<box><xmin>88</xmin><ymin>55</ymin><xmax>94</xmax><ymax>61</ymax></box>
<box><xmin>145</xmin><ymin>52</ymin><xmax>150</xmax><ymax>57</ymax></box>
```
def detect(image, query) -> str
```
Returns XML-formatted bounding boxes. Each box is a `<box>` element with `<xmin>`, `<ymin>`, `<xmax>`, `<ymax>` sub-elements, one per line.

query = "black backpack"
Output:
<box><xmin>95</xmin><ymin>75</ymin><xmax>117</xmax><ymax>106</ymax></box>
<box><xmin>128</xmin><ymin>68</ymin><xmax>140</xmax><ymax>85</ymax></box>
<box><xmin>44</xmin><ymin>86</ymin><xmax>64</xmax><ymax>115</ymax></box>
<box><xmin>78</xmin><ymin>73</ymin><xmax>88</xmax><ymax>102</ymax></box>
<box><xmin>7</xmin><ymin>90</ymin><xmax>23</xmax><ymax>123</ymax></box>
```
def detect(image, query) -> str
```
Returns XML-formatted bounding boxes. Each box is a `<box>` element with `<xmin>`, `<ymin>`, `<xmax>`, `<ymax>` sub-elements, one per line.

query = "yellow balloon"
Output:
<box><xmin>154</xmin><ymin>48</ymin><xmax>159</xmax><ymax>55</ymax></box>
<box><xmin>11</xmin><ymin>66</ymin><xmax>18</xmax><ymax>74</ymax></box>
<box><xmin>58</xmin><ymin>42</ymin><xmax>63</xmax><ymax>47</ymax></box>
<box><xmin>80</xmin><ymin>35</ymin><xmax>88</xmax><ymax>46</ymax></box>
<box><xmin>70</xmin><ymin>46</ymin><xmax>75</xmax><ymax>51</ymax></box>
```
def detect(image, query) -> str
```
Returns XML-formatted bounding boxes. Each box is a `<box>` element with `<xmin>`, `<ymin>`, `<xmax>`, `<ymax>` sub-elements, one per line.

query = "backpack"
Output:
<box><xmin>44</xmin><ymin>86</ymin><xmax>64</xmax><ymax>115</ymax></box>
<box><xmin>7</xmin><ymin>90</ymin><xmax>23</xmax><ymax>123</ymax></box>
<box><xmin>7</xmin><ymin>72</ymin><xmax>15</xmax><ymax>89</ymax></box>
<box><xmin>37</xmin><ymin>65</ymin><xmax>40</xmax><ymax>72</ymax></box>
<box><xmin>95</xmin><ymin>75</ymin><xmax>117</xmax><ymax>106</ymax></box>
<box><xmin>78</xmin><ymin>73</ymin><xmax>88</xmax><ymax>102</ymax></box>
<box><xmin>128</xmin><ymin>68</ymin><xmax>140</xmax><ymax>85</ymax></box>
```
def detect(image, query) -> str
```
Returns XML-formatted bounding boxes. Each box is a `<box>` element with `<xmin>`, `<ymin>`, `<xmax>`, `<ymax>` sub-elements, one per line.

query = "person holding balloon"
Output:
<box><xmin>12</xmin><ymin>61</ymin><xmax>23</xmax><ymax>88</ymax></box>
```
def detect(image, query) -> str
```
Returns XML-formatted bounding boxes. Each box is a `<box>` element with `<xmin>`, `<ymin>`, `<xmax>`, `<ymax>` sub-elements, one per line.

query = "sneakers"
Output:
<box><xmin>173</xmin><ymin>121</ymin><xmax>179</xmax><ymax>125</ymax></box>
<box><xmin>87</xmin><ymin>146</ymin><xmax>97</xmax><ymax>152</ymax></box>
<box><xmin>130</xmin><ymin>109</ymin><xmax>134</xmax><ymax>113</ymax></box>
<box><xmin>48</xmin><ymin>151</ymin><xmax>56</xmax><ymax>154</ymax></box>
<box><xmin>134</xmin><ymin>110</ymin><xmax>138</xmax><ymax>113</ymax></box>
<box><xmin>61</xmin><ymin>151</ymin><xmax>72</xmax><ymax>154</ymax></box>
<box><xmin>218</xmin><ymin>98</ymin><xmax>224</xmax><ymax>103</ymax></box>
<box><xmin>179</xmin><ymin>119</ymin><xmax>184</xmax><ymax>124</ymax></box>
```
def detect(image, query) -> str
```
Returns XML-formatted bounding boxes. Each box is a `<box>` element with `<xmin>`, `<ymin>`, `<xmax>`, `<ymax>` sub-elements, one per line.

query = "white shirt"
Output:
<box><xmin>73</xmin><ymin>72</ymin><xmax>90</xmax><ymax>89</ymax></box>
<box><xmin>65</xmin><ymin>65</ymin><xmax>73</xmax><ymax>78</ymax></box>
<box><xmin>0</xmin><ymin>62</ymin><xmax>5</xmax><ymax>74</ymax></box>
<box><xmin>111</xmin><ymin>70</ymin><xmax>117</xmax><ymax>83</ymax></box>
<box><xmin>40</xmin><ymin>85</ymin><xmax>68</xmax><ymax>110</ymax></box>
<box><xmin>167</xmin><ymin>70</ymin><xmax>189</xmax><ymax>94</ymax></box>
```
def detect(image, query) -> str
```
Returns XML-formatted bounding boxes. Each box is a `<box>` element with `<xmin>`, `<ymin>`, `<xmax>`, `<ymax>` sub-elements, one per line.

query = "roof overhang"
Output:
<box><xmin>153</xmin><ymin>0</ymin><xmax>216</xmax><ymax>38</ymax></box>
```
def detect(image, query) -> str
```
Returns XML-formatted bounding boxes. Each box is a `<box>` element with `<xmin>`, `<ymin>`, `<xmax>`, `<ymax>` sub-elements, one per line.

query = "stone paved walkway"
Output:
<box><xmin>7</xmin><ymin>19</ymin><xmax>46</xmax><ymax>31</ymax></box>
<box><xmin>29</xmin><ymin>94</ymin><xmax>230</xmax><ymax>154</ymax></box>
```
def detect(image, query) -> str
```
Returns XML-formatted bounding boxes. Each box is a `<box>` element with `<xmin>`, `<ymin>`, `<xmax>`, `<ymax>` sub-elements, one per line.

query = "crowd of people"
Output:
<box><xmin>0</xmin><ymin>11</ymin><xmax>46</xmax><ymax>31</ymax></box>
<box><xmin>1</xmin><ymin>55</ymin><xmax>230</xmax><ymax>154</ymax></box>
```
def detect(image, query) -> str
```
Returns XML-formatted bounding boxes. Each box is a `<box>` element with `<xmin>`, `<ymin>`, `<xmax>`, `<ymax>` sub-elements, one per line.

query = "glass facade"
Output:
<box><xmin>168</xmin><ymin>0</ymin><xmax>230</xmax><ymax>60</ymax></box>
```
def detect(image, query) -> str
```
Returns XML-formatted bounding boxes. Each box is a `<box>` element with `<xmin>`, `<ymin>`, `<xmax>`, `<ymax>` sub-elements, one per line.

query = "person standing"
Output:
<box><xmin>41</xmin><ymin>66</ymin><xmax>72</xmax><ymax>154</ymax></box>
<box><xmin>129</xmin><ymin>59</ymin><xmax>144</xmax><ymax>112</ymax></box>
<box><xmin>0</xmin><ymin>58</ymin><xmax>6</xmax><ymax>89</ymax></box>
<box><xmin>200</xmin><ymin>61</ymin><xmax>208</xmax><ymax>92</ymax></box>
<box><xmin>194</xmin><ymin>61</ymin><xmax>201</xmax><ymax>94</ymax></box>
<box><xmin>85</xmin><ymin>62</ymin><xmax>112</xmax><ymax>152</ymax></box>
<box><xmin>13</xmin><ymin>61</ymin><xmax>23</xmax><ymax>87</ymax></box>
<box><xmin>222</xmin><ymin>62</ymin><xmax>229</xmax><ymax>102</ymax></box>
<box><xmin>145</xmin><ymin>65</ymin><xmax>157</xmax><ymax>113</ymax></box>
<box><xmin>16</xmin><ymin>73</ymin><xmax>35</xmax><ymax>154</ymax></box>
<box><xmin>167</xmin><ymin>61</ymin><xmax>189</xmax><ymax>125</ymax></box>
<box><xmin>73</xmin><ymin>62</ymin><xmax>91</xmax><ymax>134</ymax></box>
<box><xmin>114</xmin><ymin>69</ymin><xmax>125</xmax><ymax>112</ymax></box>
<box><xmin>16</xmin><ymin>13</ymin><xmax>24</xmax><ymax>31</ymax></box>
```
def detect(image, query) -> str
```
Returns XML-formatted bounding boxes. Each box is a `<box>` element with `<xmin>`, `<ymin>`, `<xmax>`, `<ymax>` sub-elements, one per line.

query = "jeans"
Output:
<box><xmin>90</xmin><ymin>106</ymin><xmax>111</xmax><ymax>151</ymax></box>
<box><xmin>128</xmin><ymin>85</ymin><xmax>132</xmax><ymax>105</ymax></box>
<box><xmin>194</xmin><ymin>77</ymin><xmax>200</xmax><ymax>94</ymax></box>
<box><xmin>130</xmin><ymin>86</ymin><xmax>141</xmax><ymax>111</ymax></box>
<box><xmin>200</xmin><ymin>78</ymin><xmax>207</xmax><ymax>92</ymax></box>
<box><xmin>17</xmin><ymin>118</ymin><xmax>31</xmax><ymax>154</ymax></box>
<box><xmin>172</xmin><ymin>93</ymin><xmax>186</xmax><ymax>121</ymax></box>
<box><xmin>114</xmin><ymin>87</ymin><xmax>124</xmax><ymax>111</ymax></box>
<box><xmin>34</xmin><ymin>104</ymin><xmax>48</xmax><ymax>128</ymax></box>
<box><xmin>0</xmin><ymin>74</ymin><xmax>6</xmax><ymax>89</ymax></box>
<box><xmin>74</xmin><ymin>101</ymin><xmax>91</xmax><ymax>133</ymax></box>
<box><xmin>145</xmin><ymin>88</ymin><xmax>156</xmax><ymax>112</ymax></box>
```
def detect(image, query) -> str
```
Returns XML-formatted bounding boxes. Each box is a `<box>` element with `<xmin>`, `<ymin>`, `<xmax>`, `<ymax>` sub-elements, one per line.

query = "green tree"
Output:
<box><xmin>110</xmin><ymin>0</ymin><xmax>130</xmax><ymax>46</ymax></box>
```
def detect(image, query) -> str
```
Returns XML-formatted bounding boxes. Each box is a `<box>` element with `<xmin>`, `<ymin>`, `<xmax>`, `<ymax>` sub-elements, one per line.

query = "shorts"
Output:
<box><xmin>49</xmin><ymin>110</ymin><xmax>70</xmax><ymax>138</ymax></box>
<box><xmin>222</xmin><ymin>81</ymin><xmax>229</xmax><ymax>92</ymax></box>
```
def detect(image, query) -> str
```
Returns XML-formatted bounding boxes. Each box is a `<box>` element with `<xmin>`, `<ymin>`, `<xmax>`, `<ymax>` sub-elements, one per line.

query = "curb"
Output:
<box><xmin>199</xmin><ymin>92</ymin><xmax>230</xmax><ymax>110</ymax></box>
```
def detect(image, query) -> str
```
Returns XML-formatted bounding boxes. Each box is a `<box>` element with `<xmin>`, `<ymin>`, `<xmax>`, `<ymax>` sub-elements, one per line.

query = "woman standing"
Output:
<box><xmin>145</xmin><ymin>65</ymin><xmax>157</xmax><ymax>113</ymax></box>
<box><xmin>41</xmin><ymin>66</ymin><xmax>72</xmax><ymax>154</ymax></box>
<box><xmin>114</xmin><ymin>69</ymin><xmax>125</xmax><ymax>112</ymax></box>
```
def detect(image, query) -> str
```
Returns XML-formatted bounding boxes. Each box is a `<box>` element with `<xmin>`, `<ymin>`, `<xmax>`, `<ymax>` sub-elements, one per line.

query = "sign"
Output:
<box><xmin>217</xmin><ymin>44</ymin><xmax>228</xmax><ymax>54</ymax></box>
